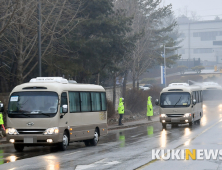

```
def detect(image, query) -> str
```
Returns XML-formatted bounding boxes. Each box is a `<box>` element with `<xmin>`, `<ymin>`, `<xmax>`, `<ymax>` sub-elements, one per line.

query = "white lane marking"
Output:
<box><xmin>75</xmin><ymin>159</ymin><xmax>106</xmax><ymax>170</ymax></box>
<box><xmin>64</xmin><ymin>151</ymin><xmax>82</xmax><ymax>156</ymax></box>
<box><xmin>9</xmin><ymin>165</ymin><xmax>30</xmax><ymax>170</ymax></box>
<box><xmin>75</xmin><ymin>159</ymin><xmax>121</xmax><ymax>170</ymax></box>
<box><xmin>104</xmin><ymin>161</ymin><xmax>120</xmax><ymax>165</ymax></box>
<box><xmin>131</xmin><ymin>133</ymin><xmax>143</xmax><ymax>138</ymax></box>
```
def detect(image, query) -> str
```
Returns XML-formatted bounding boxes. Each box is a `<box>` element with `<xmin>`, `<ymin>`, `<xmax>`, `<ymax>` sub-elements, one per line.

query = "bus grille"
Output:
<box><xmin>167</xmin><ymin>114</ymin><xmax>184</xmax><ymax>117</ymax></box>
<box><xmin>17</xmin><ymin>129</ymin><xmax>46</xmax><ymax>134</ymax></box>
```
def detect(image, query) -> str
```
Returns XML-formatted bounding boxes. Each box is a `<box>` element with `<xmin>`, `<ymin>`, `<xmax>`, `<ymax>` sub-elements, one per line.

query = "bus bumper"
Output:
<box><xmin>160</xmin><ymin>117</ymin><xmax>192</xmax><ymax>124</ymax></box>
<box><xmin>6</xmin><ymin>134</ymin><xmax>62</xmax><ymax>146</ymax></box>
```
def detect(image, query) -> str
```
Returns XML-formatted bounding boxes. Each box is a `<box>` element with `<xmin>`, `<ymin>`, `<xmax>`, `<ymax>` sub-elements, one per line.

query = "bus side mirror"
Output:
<box><xmin>0</xmin><ymin>103</ymin><xmax>4</xmax><ymax>112</ymax></box>
<box><xmin>155</xmin><ymin>99</ymin><xmax>159</xmax><ymax>105</ymax></box>
<box><xmin>193</xmin><ymin>99</ymin><xmax>196</xmax><ymax>105</ymax></box>
<box><xmin>62</xmin><ymin>105</ymin><xmax>68</xmax><ymax>113</ymax></box>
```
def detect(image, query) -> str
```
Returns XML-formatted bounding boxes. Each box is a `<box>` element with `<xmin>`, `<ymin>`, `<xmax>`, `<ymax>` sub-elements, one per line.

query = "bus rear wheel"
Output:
<box><xmin>90</xmin><ymin>129</ymin><xmax>99</xmax><ymax>146</ymax></box>
<box><xmin>14</xmin><ymin>144</ymin><xmax>24</xmax><ymax>152</ymax></box>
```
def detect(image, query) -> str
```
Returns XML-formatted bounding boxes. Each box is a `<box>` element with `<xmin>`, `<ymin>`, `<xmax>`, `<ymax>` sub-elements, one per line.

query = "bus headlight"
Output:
<box><xmin>7</xmin><ymin>128</ymin><xmax>19</xmax><ymax>135</ymax></box>
<box><xmin>183</xmin><ymin>113</ymin><xmax>191</xmax><ymax>117</ymax></box>
<box><xmin>219</xmin><ymin>104</ymin><xmax>222</xmax><ymax>107</ymax></box>
<box><xmin>160</xmin><ymin>114</ymin><xmax>167</xmax><ymax>118</ymax></box>
<box><xmin>44</xmin><ymin>127</ymin><xmax>59</xmax><ymax>135</ymax></box>
<box><xmin>203</xmin><ymin>105</ymin><xmax>206</xmax><ymax>108</ymax></box>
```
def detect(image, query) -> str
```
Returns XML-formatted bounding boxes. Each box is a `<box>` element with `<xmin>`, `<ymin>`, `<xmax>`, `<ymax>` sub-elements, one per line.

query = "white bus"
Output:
<box><xmin>155</xmin><ymin>83</ymin><xmax>203</xmax><ymax>129</ymax></box>
<box><xmin>201</xmin><ymin>82</ymin><xmax>222</xmax><ymax>112</ymax></box>
<box><xmin>6</xmin><ymin>77</ymin><xmax>108</xmax><ymax>152</ymax></box>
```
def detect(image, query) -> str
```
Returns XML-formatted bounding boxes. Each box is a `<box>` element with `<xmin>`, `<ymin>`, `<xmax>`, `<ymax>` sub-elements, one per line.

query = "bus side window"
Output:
<box><xmin>60</xmin><ymin>92</ymin><xmax>68</xmax><ymax>113</ymax></box>
<box><xmin>200</xmin><ymin>91</ymin><xmax>202</xmax><ymax>102</ymax></box>
<box><xmin>101</xmin><ymin>92</ymin><xmax>107</xmax><ymax>111</ymax></box>
<box><xmin>91</xmin><ymin>92</ymin><xmax>101</xmax><ymax>111</ymax></box>
<box><xmin>196</xmin><ymin>91</ymin><xmax>199</xmax><ymax>103</ymax></box>
<box><xmin>80</xmin><ymin>92</ymin><xmax>91</xmax><ymax>112</ymax></box>
<box><xmin>69</xmin><ymin>92</ymin><xmax>80</xmax><ymax>112</ymax></box>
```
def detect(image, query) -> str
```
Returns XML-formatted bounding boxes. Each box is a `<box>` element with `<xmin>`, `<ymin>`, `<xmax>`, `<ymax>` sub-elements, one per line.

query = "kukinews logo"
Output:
<box><xmin>152</xmin><ymin>149</ymin><xmax>222</xmax><ymax>160</ymax></box>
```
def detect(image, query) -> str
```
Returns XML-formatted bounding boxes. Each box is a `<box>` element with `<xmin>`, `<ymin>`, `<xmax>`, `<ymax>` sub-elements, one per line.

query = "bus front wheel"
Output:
<box><xmin>58</xmin><ymin>131</ymin><xmax>69</xmax><ymax>151</ymax></box>
<box><xmin>162</xmin><ymin>124</ymin><xmax>166</xmax><ymax>129</ymax></box>
<box><xmin>14</xmin><ymin>144</ymin><xmax>24</xmax><ymax>152</ymax></box>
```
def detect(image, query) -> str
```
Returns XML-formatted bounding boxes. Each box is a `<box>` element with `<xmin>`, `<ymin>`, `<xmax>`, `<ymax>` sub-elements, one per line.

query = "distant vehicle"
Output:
<box><xmin>200</xmin><ymin>82</ymin><xmax>222</xmax><ymax>112</ymax></box>
<box><xmin>155</xmin><ymin>83</ymin><xmax>203</xmax><ymax>129</ymax></box>
<box><xmin>139</xmin><ymin>84</ymin><xmax>152</xmax><ymax>90</ymax></box>
<box><xmin>6</xmin><ymin>77</ymin><xmax>108</xmax><ymax>152</ymax></box>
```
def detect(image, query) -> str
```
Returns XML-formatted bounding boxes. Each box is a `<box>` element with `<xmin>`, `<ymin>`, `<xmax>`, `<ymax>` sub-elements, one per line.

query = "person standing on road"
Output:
<box><xmin>0</xmin><ymin>101</ymin><xmax>4</xmax><ymax>138</ymax></box>
<box><xmin>118</xmin><ymin>98</ymin><xmax>124</xmax><ymax>126</ymax></box>
<box><xmin>147</xmin><ymin>96</ymin><xmax>153</xmax><ymax>121</ymax></box>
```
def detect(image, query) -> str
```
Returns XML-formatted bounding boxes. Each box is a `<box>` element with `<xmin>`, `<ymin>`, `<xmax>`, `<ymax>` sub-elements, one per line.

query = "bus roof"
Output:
<box><xmin>201</xmin><ymin>82</ymin><xmax>222</xmax><ymax>90</ymax></box>
<box><xmin>161</xmin><ymin>83</ymin><xmax>201</xmax><ymax>93</ymax></box>
<box><xmin>10</xmin><ymin>77</ymin><xmax>105</xmax><ymax>94</ymax></box>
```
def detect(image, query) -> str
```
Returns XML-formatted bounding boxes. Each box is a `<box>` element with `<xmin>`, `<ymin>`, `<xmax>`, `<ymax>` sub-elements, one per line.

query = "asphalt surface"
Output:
<box><xmin>0</xmin><ymin>104</ymin><xmax>222</xmax><ymax>169</ymax></box>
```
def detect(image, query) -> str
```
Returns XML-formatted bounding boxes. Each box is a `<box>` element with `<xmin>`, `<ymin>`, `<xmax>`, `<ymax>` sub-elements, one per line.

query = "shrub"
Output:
<box><xmin>177</xmin><ymin>65</ymin><xmax>188</xmax><ymax>75</ymax></box>
<box><xmin>192</xmin><ymin>66</ymin><xmax>205</xmax><ymax>74</ymax></box>
<box><xmin>107</xmin><ymin>100</ymin><xmax>116</xmax><ymax>118</ymax></box>
<box><xmin>125</xmin><ymin>86</ymin><xmax>161</xmax><ymax>113</ymax></box>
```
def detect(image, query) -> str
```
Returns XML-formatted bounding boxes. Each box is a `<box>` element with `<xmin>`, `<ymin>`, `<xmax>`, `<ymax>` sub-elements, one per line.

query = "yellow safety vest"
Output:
<box><xmin>147</xmin><ymin>96</ymin><xmax>153</xmax><ymax>116</ymax></box>
<box><xmin>0</xmin><ymin>113</ymin><xmax>4</xmax><ymax>125</ymax></box>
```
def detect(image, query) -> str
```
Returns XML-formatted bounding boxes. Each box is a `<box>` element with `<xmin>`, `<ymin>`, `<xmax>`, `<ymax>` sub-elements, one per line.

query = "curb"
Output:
<box><xmin>108</xmin><ymin>120</ymin><xmax>159</xmax><ymax>131</ymax></box>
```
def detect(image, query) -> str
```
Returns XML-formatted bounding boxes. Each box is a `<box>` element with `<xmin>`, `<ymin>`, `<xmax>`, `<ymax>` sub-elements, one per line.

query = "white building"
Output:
<box><xmin>178</xmin><ymin>17</ymin><xmax>222</xmax><ymax>67</ymax></box>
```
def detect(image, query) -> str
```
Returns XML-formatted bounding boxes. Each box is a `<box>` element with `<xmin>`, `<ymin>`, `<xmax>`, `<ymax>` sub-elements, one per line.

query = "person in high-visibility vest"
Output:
<box><xmin>147</xmin><ymin>96</ymin><xmax>153</xmax><ymax>121</ymax></box>
<box><xmin>118</xmin><ymin>98</ymin><xmax>124</xmax><ymax>126</ymax></box>
<box><xmin>0</xmin><ymin>101</ymin><xmax>5</xmax><ymax>135</ymax></box>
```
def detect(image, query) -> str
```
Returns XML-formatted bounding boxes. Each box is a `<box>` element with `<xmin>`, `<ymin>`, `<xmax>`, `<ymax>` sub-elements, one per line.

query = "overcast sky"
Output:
<box><xmin>162</xmin><ymin>0</ymin><xmax>222</xmax><ymax>20</ymax></box>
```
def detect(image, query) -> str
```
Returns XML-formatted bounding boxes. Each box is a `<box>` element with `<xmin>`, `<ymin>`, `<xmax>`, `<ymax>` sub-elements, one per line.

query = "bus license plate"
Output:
<box><xmin>24</xmin><ymin>137</ymin><xmax>34</xmax><ymax>143</ymax></box>
<box><xmin>171</xmin><ymin>118</ymin><xmax>180</xmax><ymax>122</ymax></box>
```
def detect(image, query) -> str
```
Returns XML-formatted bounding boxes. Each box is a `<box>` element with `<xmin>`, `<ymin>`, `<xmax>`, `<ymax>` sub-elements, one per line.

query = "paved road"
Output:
<box><xmin>0</xmin><ymin>106</ymin><xmax>222</xmax><ymax>169</ymax></box>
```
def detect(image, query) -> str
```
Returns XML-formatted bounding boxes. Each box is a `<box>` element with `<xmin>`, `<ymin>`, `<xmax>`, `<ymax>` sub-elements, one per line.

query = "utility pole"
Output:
<box><xmin>164</xmin><ymin>44</ymin><xmax>166</xmax><ymax>87</ymax></box>
<box><xmin>38</xmin><ymin>0</ymin><xmax>42</xmax><ymax>77</ymax></box>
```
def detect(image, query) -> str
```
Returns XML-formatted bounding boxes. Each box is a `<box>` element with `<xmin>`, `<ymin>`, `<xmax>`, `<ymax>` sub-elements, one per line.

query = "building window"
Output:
<box><xmin>178</xmin><ymin>49</ymin><xmax>185</xmax><ymax>54</ymax></box>
<box><xmin>193</xmin><ymin>31</ymin><xmax>222</xmax><ymax>41</ymax></box>
<box><xmin>193</xmin><ymin>48</ymin><xmax>213</xmax><ymax>54</ymax></box>
<box><xmin>213</xmin><ymin>41</ymin><xmax>222</xmax><ymax>45</ymax></box>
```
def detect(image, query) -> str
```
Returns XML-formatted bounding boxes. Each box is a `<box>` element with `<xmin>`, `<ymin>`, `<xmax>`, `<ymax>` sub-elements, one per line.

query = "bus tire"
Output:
<box><xmin>162</xmin><ymin>123</ymin><xmax>166</xmax><ymax>129</ymax></box>
<box><xmin>14</xmin><ymin>144</ymin><xmax>24</xmax><ymax>152</ymax></box>
<box><xmin>189</xmin><ymin>117</ymin><xmax>194</xmax><ymax>126</ymax></box>
<box><xmin>84</xmin><ymin>140</ymin><xmax>91</xmax><ymax>147</ymax></box>
<box><xmin>58</xmin><ymin>131</ymin><xmax>69</xmax><ymax>151</ymax></box>
<box><xmin>90</xmin><ymin>129</ymin><xmax>99</xmax><ymax>146</ymax></box>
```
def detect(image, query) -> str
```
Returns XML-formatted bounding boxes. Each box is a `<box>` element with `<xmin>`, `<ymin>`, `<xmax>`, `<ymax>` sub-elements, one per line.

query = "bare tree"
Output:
<box><xmin>0</xmin><ymin>0</ymin><xmax>19</xmax><ymax>37</ymax></box>
<box><xmin>0</xmin><ymin>0</ymin><xmax>84</xmax><ymax>88</ymax></box>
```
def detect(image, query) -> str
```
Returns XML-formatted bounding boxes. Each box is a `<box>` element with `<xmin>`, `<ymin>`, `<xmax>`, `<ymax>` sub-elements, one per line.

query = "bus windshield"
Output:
<box><xmin>160</xmin><ymin>92</ymin><xmax>191</xmax><ymax>108</ymax></box>
<box><xmin>8</xmin><ymin>92</ymin><xmax>58</xmax><ymax>116</ymax></box>
<box><xmin>203</xmin><ymin>90</ymin><xmax>222</xmax><ymax>101</ymax></box>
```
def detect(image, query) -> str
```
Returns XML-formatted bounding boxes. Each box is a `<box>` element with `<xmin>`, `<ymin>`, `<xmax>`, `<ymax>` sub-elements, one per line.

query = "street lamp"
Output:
<box><xmin>162</xmin><ymin>45</ymin><xmax>179</xmax><ymax>87</ymax></box>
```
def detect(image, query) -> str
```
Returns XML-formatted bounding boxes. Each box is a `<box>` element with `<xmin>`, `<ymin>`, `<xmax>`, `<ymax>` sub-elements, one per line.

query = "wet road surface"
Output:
<box><xmin>0</xmin><ymin>109</ymin><xmax>222</xmax><ymax>170</ymax></box>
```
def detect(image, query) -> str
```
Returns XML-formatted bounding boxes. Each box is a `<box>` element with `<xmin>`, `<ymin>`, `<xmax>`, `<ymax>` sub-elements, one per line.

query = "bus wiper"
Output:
<box><xmin>39</xmin><ymin>113</ymin><xmax>51</xmax><ymax>117</ymax></box>
<box><xmin>174</xmin><ymin>96</ymin><xmax>182</xmax><ymax>107</ymax></box>
<box><xmin>21</xmin><ymin>112</ymin><xmax>30</xmax><ymax>117</ymax></box>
